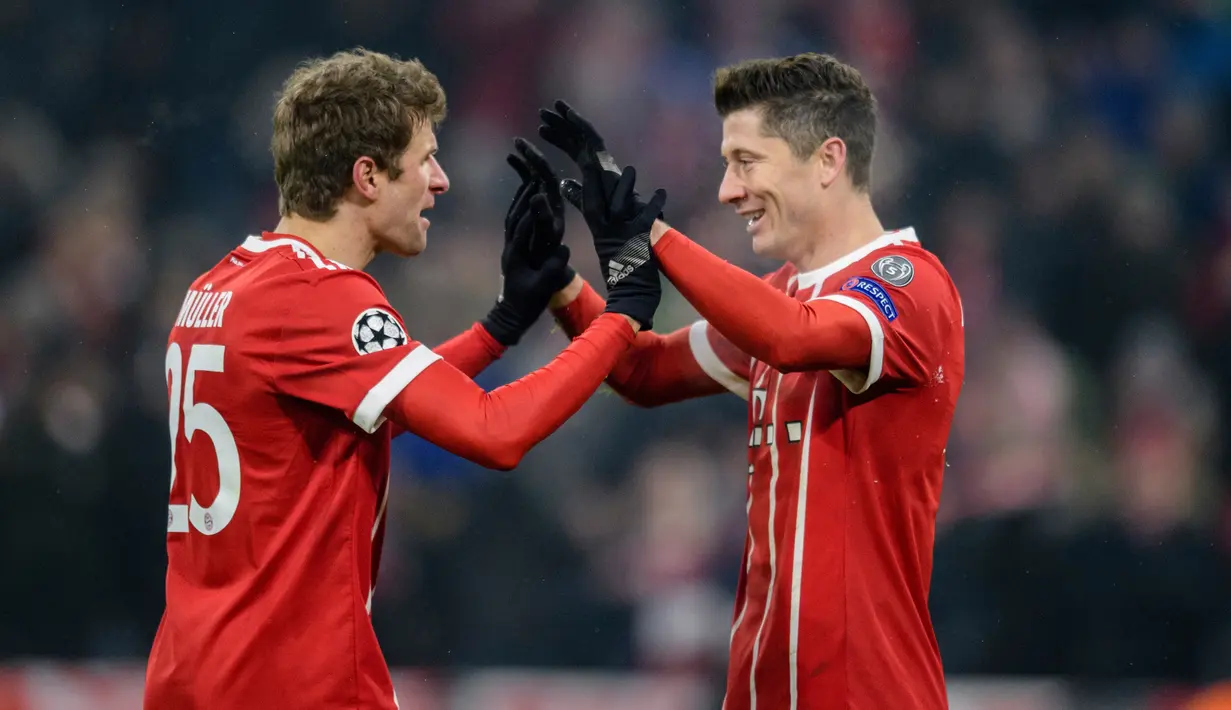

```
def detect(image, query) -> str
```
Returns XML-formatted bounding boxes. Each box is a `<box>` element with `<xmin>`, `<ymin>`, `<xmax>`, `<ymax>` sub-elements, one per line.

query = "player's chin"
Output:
<box><xmin>411</xmin><ymin>217</ymin><xmax>431</xmax><ymax>253</ymax></box>
<box><xmin>750</xmin><ymin>231</ymin><xmax>779</xmax><ymax>258</ymax></box>
<box><xmin>395</xmin><ymin>227</ymin><xmax>427</xmax><ymax>257</ymax></box>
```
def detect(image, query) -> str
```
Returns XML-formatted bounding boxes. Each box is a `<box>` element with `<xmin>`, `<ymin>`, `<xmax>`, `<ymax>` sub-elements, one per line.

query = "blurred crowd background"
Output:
<box><xmin>2</xmin><ymin>0</ymin><xmax>1231</xmax><ymax>705</ymax></box>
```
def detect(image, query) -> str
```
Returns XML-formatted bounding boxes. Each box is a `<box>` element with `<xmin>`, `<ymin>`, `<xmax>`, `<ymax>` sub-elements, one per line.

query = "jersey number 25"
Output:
<box><xmin>165</xmin><ymin>343</ymin><xmax>241</xmax><ymax>536</ymax></box>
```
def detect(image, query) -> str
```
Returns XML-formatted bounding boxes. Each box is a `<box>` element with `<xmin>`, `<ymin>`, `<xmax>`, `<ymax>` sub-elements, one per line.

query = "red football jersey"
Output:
<box><xmin>146</xmin><ymin>233</ymin><xmax>431</xmax><ymax>710</ymax></box>
<box><xmin>693</xmin><ymin>229</ymin><xmax>964</xmax><ymax>710</ymax></box>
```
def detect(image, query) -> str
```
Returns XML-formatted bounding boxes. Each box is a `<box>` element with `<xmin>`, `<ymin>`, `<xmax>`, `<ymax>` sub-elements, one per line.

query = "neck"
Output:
<box><xmin>792</xmin><ymin>191</ymin><xmax>884</xmax><ymax>272</ymax></box>
<box><xmin>273</xmin><ymin>209</ymin><xmax>376</xmax><ymax>270</ymax></box>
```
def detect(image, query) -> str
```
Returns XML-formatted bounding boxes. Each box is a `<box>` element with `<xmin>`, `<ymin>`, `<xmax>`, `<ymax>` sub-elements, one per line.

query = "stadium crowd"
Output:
<box><xmin>1</xmin><ymin>0</ymin><xmax>1229</xmax><ymax>689</ymax></box>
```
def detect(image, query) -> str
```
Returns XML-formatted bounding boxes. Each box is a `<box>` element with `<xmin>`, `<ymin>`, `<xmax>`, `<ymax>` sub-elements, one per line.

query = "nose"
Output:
<box><xmin>718</xmin><ymin>166</ymin><xmax>745</xmax><ymax>205</ymax></box>
<box><xmin>429</xmin><ymin>156</ymin><xmax>450</xmax><ymax>195</ymax></box>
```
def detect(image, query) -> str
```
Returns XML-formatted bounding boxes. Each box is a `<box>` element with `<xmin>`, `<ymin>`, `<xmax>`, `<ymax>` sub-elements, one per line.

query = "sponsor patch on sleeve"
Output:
<box><xmin>840</xmin><ymin>276</ymin><xmax>899</xmax><ymax>321</ymax></box>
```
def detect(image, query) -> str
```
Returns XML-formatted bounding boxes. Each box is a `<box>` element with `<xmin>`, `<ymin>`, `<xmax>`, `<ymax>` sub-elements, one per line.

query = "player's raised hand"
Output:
<box><xmin>505</xmin><ymin>137</ymin><xmax>567</xmax><ymax>267</ymax></box>
<box><xmin>480</xmin><ymin>140</ymin><xmax>575</xmax><ymax>346</ymax></box>
<box><xmin>503</xmin><ymin>149</ymin><xmax>536</xmax><ymax>236</ymax></box>
<box><xmin>539</xmin><ymin>99</ymin><xmax>624</xmax><ymax>207</ymax></box>
<box><xmin>539</xmin><ymin>100</ymin><xmax>621</xmax><ymax>173</ymax></box>
<box><xmin>540</xmin><ymin>100</ymin><xmax>663</xmax><ymax>226</ymax></box>
<box><xmin>587</xmin><ymin>164</ymin><xmax>667</xmax><ymax>331</ymax></box>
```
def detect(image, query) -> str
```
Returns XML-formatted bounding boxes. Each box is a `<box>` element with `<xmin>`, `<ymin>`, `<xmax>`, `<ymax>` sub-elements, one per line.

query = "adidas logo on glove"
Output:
<box><xmin>606</xmin><ymin>237</ymin><xmax>651</xmax><ymax>287</ymax></box>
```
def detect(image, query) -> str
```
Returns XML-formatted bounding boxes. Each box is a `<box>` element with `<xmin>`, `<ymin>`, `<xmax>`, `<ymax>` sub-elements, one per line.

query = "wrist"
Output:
<box><xmin>649</xmin><ymin>219</ymin><xmax>671</xmax><ymax>245</ymax></box>
<box><xmin>481</xmin><ymin>301</ymin><xmax>532</xmax><ymax>347</ymax></box>
<box><xmin>604</xmin><ymin>294</ymin><xmax>653</xmax><ymax>332</ymax></box>
<box><xmin>549</xmin><ymin>273</ymin><xmax>584</xmax><ymax>309</ymax></box>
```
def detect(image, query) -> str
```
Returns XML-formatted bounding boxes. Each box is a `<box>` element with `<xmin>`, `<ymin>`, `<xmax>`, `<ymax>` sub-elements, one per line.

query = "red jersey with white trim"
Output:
<box><xmin>700</xmin><ymin>229</ymin><xmax>963</xmax><ymax>710</ymax></box>
<box><xmin>146</xmin><ymin>233</ymin><xmax>426</xmax><ymax>710</ymax></box>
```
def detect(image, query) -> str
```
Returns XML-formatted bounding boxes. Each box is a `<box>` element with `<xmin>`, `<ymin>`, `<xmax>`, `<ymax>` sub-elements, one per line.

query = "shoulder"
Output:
<box><xmin>243</xmin><ymin>269</ymin><xmax>409</xmax><ymax>362</ymax></box>
<box><xmin>226</xmin><ymin>242</ymin><xmax>403</xmax><ymax>350</ymax></box>
<box><xmin>815</xmin><ymin>233</ymin><xmax>964</xmax><ymax>343</ymax></box>
<box><xmin>843</xmin><ymin>239</ymin><xmax>950</xmax><ymax>288</ymax></box>
<box><xmin>234</xmin><ymin>234</ymin><xmax>387</xmax><ymax>296</ymax></box>
<box><xmin>296</xmin><ymin>266</ymin><xmax>389</xmax><ymax>303</ymax></box>
<box><xmin>828</xmin><ymin>237</ymin><xmax>959</xmax><ymax>308</ymax></box>
<box><xmin>265</xmin><ymin>269</ymin><xmax>404</xmax><ymax>351</ymax></box>
<box><xmin>245</xmin><ymin>253</ymin><xmax>391</xmax><ymax>313</ymax></box>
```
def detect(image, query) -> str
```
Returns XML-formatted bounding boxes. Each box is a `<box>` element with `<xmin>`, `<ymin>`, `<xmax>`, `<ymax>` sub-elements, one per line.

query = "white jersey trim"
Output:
<box><xmin>816</xmin><ymin>294</ymin><xmax>885</xmax><ymax>394</ymax></box>
<box><xmin>240</xmin><ymin>235</ymin><xmax>351</xmax><ymax>271</ymax></box>
<box><xmin>749</xmin><ymin>371</ymin><xmax>784</xmax><ymax>710</ymax></box>
<box><xmin>352</xmin><ymin>345</ymin><xmax>442</xmax><ymax>434</ymax></box>
<box><xmin>688</xmin><ymin>320</ymin><xmax>750</xmax><ymax>400</ymax></box>
<box><xmin>726</xmin><ymin>367</ymin><xmax>771</xmax><ymax>683</ymax></box>
<box><xmin>365</xmin><ymin>471</ymin><xmax>393</xmax><ymax>614</ymax></box>
<box><xmin>788</xmin><ymin>382</ymin><xmax>820</xmax><ymax>709</ymax></box>
<box><xmin>794</xmin><ymin>228</ymin><xmax>919</xmax><ymax>295</ymax></box>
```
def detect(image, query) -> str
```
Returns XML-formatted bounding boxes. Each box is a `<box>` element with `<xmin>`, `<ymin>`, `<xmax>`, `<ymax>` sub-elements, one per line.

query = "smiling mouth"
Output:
<box><xmin>745</xmin><ymin>210</ymin><xmax>765</xmax><ymax>231</ymax></box>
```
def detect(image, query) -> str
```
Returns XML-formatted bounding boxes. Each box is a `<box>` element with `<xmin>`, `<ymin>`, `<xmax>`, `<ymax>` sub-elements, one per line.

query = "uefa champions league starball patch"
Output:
<box><xmin>352</xmin><ymin>308</ymin><xmax>407</xmax><ymax>354</ymax></box>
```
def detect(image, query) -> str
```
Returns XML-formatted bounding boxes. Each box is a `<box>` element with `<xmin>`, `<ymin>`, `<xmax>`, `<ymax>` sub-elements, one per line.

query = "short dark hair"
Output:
<box><xmin>272</xmin><ymin>48</ymin><xmax>447</xmax><ymax>220</ymax></box>
<box><xmin>714</xmin><ymin>53</ymin><xmax>877</xmax><ymax>191</ymax></box>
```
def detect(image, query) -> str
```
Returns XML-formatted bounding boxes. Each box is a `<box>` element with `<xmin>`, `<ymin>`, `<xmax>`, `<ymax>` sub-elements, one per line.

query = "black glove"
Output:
<box><xmin>582</xmin><ymin>162</ymin><xmax>667</xmax><ymax>331</ymax></box>
<box><xmin>539</xmin><ymin>99</ymin><xmax>663</xmax><ymax>221</ymax></box>
<box><xmin>539</xmin><ymin>99</ymin><xmax>623</xmax><ymax>198</ymax></box>
<box><xmin>480</xmin><ymin>139</ymin><xmax>575</xmax><ymax>346</ymax></box>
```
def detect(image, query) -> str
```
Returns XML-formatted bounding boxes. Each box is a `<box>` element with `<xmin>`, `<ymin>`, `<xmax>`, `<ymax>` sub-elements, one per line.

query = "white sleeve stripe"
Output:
<box><xmin>352</xmin><ymin>345</ymin><xmax>442</xmax><ymax>434</ymax></box>
<box><xmin>688</xmin><ymin>320</ymin><xmax>749</xmax><ymax>400</ymax></box>
<box><xmin>817</xmin><ymin>294</ymin><xmax>885</xmax><ymax>394</ymax></box>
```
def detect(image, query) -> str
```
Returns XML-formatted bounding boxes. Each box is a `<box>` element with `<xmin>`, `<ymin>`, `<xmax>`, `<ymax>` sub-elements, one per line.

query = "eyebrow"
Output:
<box><xmin>723</xmin><ymin>147</ymin><xmax>760</xmax><ymax>161</ymax></box>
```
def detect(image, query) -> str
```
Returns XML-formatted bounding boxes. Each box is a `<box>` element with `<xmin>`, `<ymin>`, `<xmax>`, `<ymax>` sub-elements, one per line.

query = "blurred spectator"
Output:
<box><xmin>1</xmin><ymin>0</ymin><xmax>1229</xmax><ymax>688</ymax></box>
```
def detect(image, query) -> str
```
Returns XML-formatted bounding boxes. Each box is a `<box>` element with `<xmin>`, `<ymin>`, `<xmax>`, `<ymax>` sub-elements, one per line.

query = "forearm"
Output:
<box><xmin>387</xmin><ymin>314</ymin><xmax>635</xmax><ymax>470</ymax></box>
<box><xmin>653</xmin><ymin>227</ymin><xmax>869</xmax><ymax>372</ymax></box>
<box><xmin>551</xmin><ymin>279</ymin><xmax>724</xmax><ymax>406</ymax></box>
<box><xmin>434</xmin><ymin>322</ymin><xmax>507</xmax><ymax>378</ymax></box>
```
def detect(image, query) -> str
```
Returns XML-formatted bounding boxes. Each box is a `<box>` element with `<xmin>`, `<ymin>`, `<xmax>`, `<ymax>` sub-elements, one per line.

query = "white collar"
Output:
<box><xmin>238</xmin><ymin>234</ymin><xmax>348</xmax><ymax>272</ymax></box>
<box><xmin>794</xmin><ymin>227</ymin><xmax>919</xmax><ymax>291</ymax></box>
<box><xmin>239</xmin><ymin>233</ymin><xmax>322</xmax><ymax>257</ymax></box>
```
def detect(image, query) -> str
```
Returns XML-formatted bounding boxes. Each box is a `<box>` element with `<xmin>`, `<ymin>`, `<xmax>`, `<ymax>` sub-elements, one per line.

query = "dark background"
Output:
<box><xmin>1</xmin><ymin>0</ymin><xmax>1230</xmax><ymax>701</ymax></box>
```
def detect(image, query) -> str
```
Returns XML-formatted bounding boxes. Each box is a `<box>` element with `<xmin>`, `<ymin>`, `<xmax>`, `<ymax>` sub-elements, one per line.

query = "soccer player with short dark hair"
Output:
<box><xmin>541</xmin><ymin>52</ymin><xmax>964</xmax><ymax>709</ymax></box>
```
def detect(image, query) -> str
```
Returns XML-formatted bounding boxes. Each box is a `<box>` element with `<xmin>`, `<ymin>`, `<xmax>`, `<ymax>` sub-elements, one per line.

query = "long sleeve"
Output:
<box><xmin>551</xmin><ymin>280</ymin><xmax>733</xmax><ymax>406</ymax></box>
<box><xmin>653</xmin><ymin>228</ymin><xmax>870</xmax><ymax>374</ymax></box>
<box><xmin>433</xmin><ymin>322</ymin><xmax>506</xmax><ymax>378</ymax></box>
<box><xmin>383</xmin><ymin>313</ymin><xmax>636</xmax><ymax>470</ymax></box>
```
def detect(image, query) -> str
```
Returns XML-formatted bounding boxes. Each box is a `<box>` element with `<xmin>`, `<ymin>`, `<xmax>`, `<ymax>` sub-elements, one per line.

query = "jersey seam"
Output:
<box><xmin>262</xmin><ymin>295</ymin><xmax>293</xmax><ymax>402</ymax></box>
<box><xmin>350</xmin><ymin>486</ymin><xmax>362</xmax><ymax>709</ymax></box>
<box><xmin>842</xmin><ymin>403</ymin><xmax>852</xmax><ymax>709</ymax></box>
